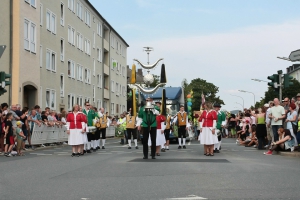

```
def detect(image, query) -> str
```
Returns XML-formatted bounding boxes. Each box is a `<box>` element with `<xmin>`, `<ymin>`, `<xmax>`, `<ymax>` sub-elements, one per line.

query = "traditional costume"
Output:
<box><xmin>198</xmin><ymin>109</ymin><xmax>218</xmax><ymax>145</ymax></box>
<box><xmin>126</xmin><ymin>114</ymin><xmax>138</xmax><ymax>149</ymax></box>
<box><xmin>173</xmin><ymin>108</ymin><xmax>190</xmax><ymax>149</ymax></box>
<box><xmin>163</xmin><ymin>114</ymin><xmax>172</xmax><ymax>150</ymax></box>
<box><xmin>213</xmin><ymin>103</ymin><xmax>226</xmax><ymax>153</ymax></box>
<box><xmin>137</xmin><ymin>102</ymin><xmax>160</xmax><ymax>159</ymax></box>
<box><xmin>83</xmin><ymin>108</ymin><xmax>97</xmax><ymax>153</ymax></box>
<box><xmin>98</xmin><ymin>111</ymin><xmax>110</xmax><ymax>149</ymax></box>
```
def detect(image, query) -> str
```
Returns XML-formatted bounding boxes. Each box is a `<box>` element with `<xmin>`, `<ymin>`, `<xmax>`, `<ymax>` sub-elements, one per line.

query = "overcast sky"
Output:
<box><xmin>90</xmin><ymin>0</ymin><xmax>300</xmax><ymax>111</ymax></box>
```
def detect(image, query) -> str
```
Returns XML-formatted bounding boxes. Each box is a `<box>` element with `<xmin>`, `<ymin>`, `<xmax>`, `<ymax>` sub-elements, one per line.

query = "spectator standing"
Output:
<box><xmin>269</xmin><ymin>98</ymin><xmax>286</xmax><ymax>142</ymax></box>
<box><xmin>20</xmin><ymin>108</ymin><xmax>29</xmax><ymax>150</ymax></box>
<box><xmin>1</xmin><ymin>103</ymin><xmax>9</xmax><ymax>115</ymax></box>
<box><xmin>282</xmin><ymin>97</ymin><xmax>290</xmax><ymax>128</ymax></box>
<box><xmin>27</xmin><ymin>110</ymin><xmax>42</xmax><ymax>149</ymax></box>
<box><xmin>286</xmin><ymin>103</ymin><xmax>298</xmax><ymax>146</ymax></box>
<box><xmin>256</xmin><ymin>108</ymin><xmax>267</xmax><ymax>150</ymax></box>
<box><xmin>16</xmin><ymin>121</ymin><xmax>26</xmax><ymax>156</ymax></box>
<box><xmin>4</xmin><ymin>113</ymin><xmax>14</xmax><ymax>157</ymax></box>
<box><xmin>9</xmin><ymin>104</ymin><xmax>20</xmax><ymax>128</ymax></box>
<box><xmin>0</xmin><ymin>110</ymin><xmax>4</xmax><ymax>154</ymax></box>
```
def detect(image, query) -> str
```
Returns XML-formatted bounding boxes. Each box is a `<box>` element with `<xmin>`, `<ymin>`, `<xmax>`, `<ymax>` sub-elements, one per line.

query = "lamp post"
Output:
<box><xmin>251</xmin><ymin>79</ymin><xmax>268</xmax><ymax>83</ymax></box>
<box><xmin>238</xmin><ymin>90</ymin><xmax>255</xmax><ymax>107</ymax></box>
<box><xmin>235</xmin><ymin>102</ymin><xmax>243</xmax><ymax>110</ymax></box>
<box><xmin>230</xmin><ymin>94</ymin><xmax>244</xmax><ymax>109</ymax></box>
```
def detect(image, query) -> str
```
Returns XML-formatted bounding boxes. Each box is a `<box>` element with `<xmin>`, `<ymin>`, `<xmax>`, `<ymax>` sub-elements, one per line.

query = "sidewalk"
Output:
<box><xmin>277</xmin><ymin>151</ymin><xmax>300</xmax><ymax>158</ymax></box>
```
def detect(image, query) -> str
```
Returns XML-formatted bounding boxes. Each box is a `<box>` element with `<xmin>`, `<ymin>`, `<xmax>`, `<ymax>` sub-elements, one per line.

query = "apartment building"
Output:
<box><xmin>0</xmin><ymin>0</ymin><xmax>129</xmax><ymax>116</ymax></box>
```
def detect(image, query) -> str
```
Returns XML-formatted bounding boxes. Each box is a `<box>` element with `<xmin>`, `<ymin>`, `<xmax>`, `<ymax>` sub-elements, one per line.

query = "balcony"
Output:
<box><xmin>104</xmin><ymin>39</ymin><xmax>109</xmax><ymax>51</ymax></box>
<box><xmin>104</xmin><ymin>88</ymin><xmax>109</xmax><ymax>99</ymax></box>
<box><xmin>104</xmin><ymin>64</ymin><xmax>109</xmax><ymax>76</ymax></box>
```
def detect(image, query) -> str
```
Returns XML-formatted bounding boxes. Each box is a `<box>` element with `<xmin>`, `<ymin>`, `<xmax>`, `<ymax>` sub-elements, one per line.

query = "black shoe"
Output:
<box><xmin>87</xmin><ymin>150</ymin><xmax>92</xmax><ymax>153</ymax></box>
<box><xmin>183</xmin><ymin>145</ymin><xmax>186</xmax><ymax>149</ymax></box>
<box><xmin>135</xmin><ymin>146</ymin><xmax>139</xmax><ymax>149</ymax></box>
<box><xmin>83</xmin><ymin>150</ymin><xmax>87</xmax><ymax>153</ymax></box>
<box><xmin>80</xmin><ymin>153</ymin><xmax>84</xmax><ymax>156</ymax></box>
<box><xmin>96</xmin><ymin>146</ymin><xmax>100</xmax><ymax>150</ymax></box>
<box><xmin>213</xmin><ymin>149</ymin><xmax>216</xmax><ymax>153</ymax></box>
<box><xmin>178</xmin><ymin>146</ymin><xmax>182</xmax><ymax>149</ymax></box>
<box><xmin>128</xmin><ymin>146</ymin><xmax>132</xmax><ymax>149</ymax></box>
<box><xmin>161</xmin><ymin>148</ymin><xmax>165</xmax><ymax>152</ymax></box>
<box><xmin>71</xmin><ymin>153</ymin><xmax>76</xmax><ymax>157</ymax></box>
<box><xmin>152</xmin><ymin>157</ymin><xmax>156</xmax><ymax>159</ymax></box>
<box><xmin>143</xmin><ymin>156</ymin><xmax>148</xmax><ymax>159</ymax></box>
<box><xmin>93</xmin><ymin>148</ymin><xmax>96</xmax><ymax>152</ymax></box>
<box><xmin>215</xmin><ymin>149</ymin><xmax>220</xmax><ymax>153</ymax></box>
<box><xmin>166</xmin><ymin>148</ymin><xmax>169</xmax><ymax>150</ymax></box>
<box><xmin>102</xmin><ymin>146</ymin><xmax>105</xmax><ymax>149</ymax></box>
<box><xmin>76</xmin><ymin>153</ymin><xmax>80</xmax><ymax>157</ymax></box>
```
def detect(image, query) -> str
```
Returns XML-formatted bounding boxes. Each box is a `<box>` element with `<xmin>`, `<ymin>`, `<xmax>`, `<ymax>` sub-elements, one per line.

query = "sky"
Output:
<box><xmin>90</xmin><ymin>0</ymin><xmax>300</xmax><ymax>111</ymax></box>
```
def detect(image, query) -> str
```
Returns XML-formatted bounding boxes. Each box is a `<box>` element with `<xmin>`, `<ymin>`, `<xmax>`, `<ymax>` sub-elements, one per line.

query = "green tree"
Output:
<box><xmin>184</xmin><ymin>78</ymin><xmax>225</xmax><ymax>111</ymax></box>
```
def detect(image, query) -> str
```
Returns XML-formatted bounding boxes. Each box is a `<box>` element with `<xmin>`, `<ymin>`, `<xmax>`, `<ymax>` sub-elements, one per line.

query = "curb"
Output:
<box><xmin>277</xmin><ymin>151</ymin><xmax>300</xmax><ymax>158</ymax></box>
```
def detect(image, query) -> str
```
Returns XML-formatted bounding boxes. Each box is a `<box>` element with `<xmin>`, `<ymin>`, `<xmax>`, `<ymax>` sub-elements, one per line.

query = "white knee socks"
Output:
<box><xmin>183</xmin><ymin>138</ymin><xmax>186</xmax><ymax>145</ymax></box>
<box><xmin>87</xmin><ymin>142</ymin><xmax>91</xmax><ymax>150</ymax></box>
<box><xmin>102</xmin><ymin>139</ymin><xmax>106</xmax><ymax>147</ymax></box>
<box><xmin>134</xmin><ymin>139</ymin><xmax>137</xmax><ymax>147</ymax></box>
<box><xmin>217</xmin><ymin>141</ymin><xmax>221</xmax><ymax>150</ymax></box>
<box><xmin>178</xmin><ymin>138</ymin><xmax>182</xmax><ymax>146</ymax></box>
<box><xmin>128</xmin><ymin>139</ymin><xmax>132</xmax><ymax>147</ymax></box>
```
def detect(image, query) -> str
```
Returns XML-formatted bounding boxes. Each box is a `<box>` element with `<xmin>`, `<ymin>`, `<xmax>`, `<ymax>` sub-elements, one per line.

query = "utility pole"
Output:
<box><xmin>278</xmin><ymin>70</ymin><xmax>283</xmax><ymax>101</ymax></box>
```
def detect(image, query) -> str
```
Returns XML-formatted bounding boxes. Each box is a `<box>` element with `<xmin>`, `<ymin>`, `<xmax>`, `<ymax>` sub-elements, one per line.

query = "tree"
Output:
<box><xmin>184</xmin><ymin>78</ymin><xmax>225</xmax><ymax>111</ymax></box>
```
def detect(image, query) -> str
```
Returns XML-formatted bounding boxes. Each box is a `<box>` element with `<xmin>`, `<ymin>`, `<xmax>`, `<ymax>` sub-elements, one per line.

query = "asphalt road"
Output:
<box><xmin>1</xmin><ymin>138</ymin><xmax>300</xmax><ymax>200</ymax></box>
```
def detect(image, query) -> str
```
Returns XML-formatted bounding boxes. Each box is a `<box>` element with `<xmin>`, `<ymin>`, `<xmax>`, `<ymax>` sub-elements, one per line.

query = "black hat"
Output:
<box><xmin>213</xmin><ymin>103</ymin><xmax>221</xmax><ymax>107</ymax></box>
<box><xmin>155</xmin><ymin>101</ymin><xmax>162</xmax><ymax>105</ymax></box>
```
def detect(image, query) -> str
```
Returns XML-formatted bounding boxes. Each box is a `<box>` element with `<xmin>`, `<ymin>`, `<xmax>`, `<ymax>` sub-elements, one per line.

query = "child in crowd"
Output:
<box><xmin>4</xmin><ymin>113</ymin><xmax>14</xmax><ymax>157</ymax></box>
<box><xmin>297</xmin><ymin>116</ymin><xmax>300</xmax><ymax>152</ymax></box>
<box><xmin>16</xmin><ymin>121</ymin><xmax>26</xmax><ymax>156</ymax></box>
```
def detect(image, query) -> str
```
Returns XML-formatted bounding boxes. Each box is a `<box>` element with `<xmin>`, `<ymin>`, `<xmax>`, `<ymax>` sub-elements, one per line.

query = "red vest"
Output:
<box><xmin>156</xmin><ymin>115</ymin><xmax>166</xmax><ymax>129</ymax></box>
<box><xmin>67</xmin><ymin>112</ymin><xmax>85</xmax><ymax>129</ymax></box>
<box><xmin>199</xmin><ymin>110</ymin><xmax>217</xmax><ymax>127</ymax></box>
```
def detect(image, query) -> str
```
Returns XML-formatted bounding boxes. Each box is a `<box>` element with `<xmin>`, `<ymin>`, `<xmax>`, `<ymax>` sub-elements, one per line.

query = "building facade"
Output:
<box><xmin>286</xmin><ymin>64</ymin><xmax>300</xmax><ymax>82</ymax></box>
<box><xmin>0</xmin><ymin>0</ymin><xmax>129</xmax><ymax>116</ymax></box>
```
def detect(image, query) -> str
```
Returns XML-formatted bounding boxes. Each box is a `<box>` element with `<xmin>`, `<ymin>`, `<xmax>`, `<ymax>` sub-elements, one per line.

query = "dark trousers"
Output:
<box><xmin>257</xmin><ymin>136</ymin><xmax>264</xmax><ymax>149</ymax></box>
<box><xmin>271</xmin><ymin>125</ymin><xmax>282</xmax><ymax>142</ymax></box>
<box><xmin>99</xmin><ymin>128</ymin><xmax>106</xmax><ymax>139</ymax></box>
<box><xmin>127</xmin><ymin>128</ymin><xmax>137</xmax><ymax>140</ymax></box>
<box><xmin>178</xmin><ymin>126</ymin><xmax>186</xmax><ymax>138</ymax></box>
<box><xmin>164</xmin><ymin>129</ymin><xmax>170</xmax><ymax>140</ymax></box>
<box><xmin>87</xmin><ymin>132</ymin><xmax>94</xmax><ymax>142</ymax></box>
<box><xmin>142</xmin><ymin>127</ymin><xmax>156</xmax><ymax>158</ymax></box>
<box><xmin>95</xmin><ymin>129</ymin><xmax>100</xmax><ymax>140</ymax></box>
<box><xmin>297</xmin><ymin>132</ymin><xmax>300</xmax><ymax>146</ymax></box>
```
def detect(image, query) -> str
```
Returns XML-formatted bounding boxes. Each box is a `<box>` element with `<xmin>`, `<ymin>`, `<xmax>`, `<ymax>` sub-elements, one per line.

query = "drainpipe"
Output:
<box><xmin>9</xmin><ymin>0</ymin><xmax>13</xmax><ymax>105</ymax></box>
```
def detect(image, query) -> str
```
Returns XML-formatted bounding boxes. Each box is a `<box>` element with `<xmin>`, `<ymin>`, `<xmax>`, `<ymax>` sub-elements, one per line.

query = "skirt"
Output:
<box><xmin>148</xmin><ymin>129</ymin><xmax>166</xmax><ymax>146</ymax></box>
<box><xmin>68</xmin><ymin>129</ymin><xmax>84</xmax><ymax>145</ymax></box>
<box><xmin>256</xmin><ymin>124</ymin><xmax>267</xmax><ymax>138</ymax></box>
<box><xmin>199</xmin><ymin>127</ymin><xmax>219</xmax><ymax>145</ymax></box>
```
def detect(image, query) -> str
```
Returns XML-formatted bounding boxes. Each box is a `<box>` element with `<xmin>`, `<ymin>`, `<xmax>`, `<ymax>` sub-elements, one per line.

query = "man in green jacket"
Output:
<box><xmin>137</xmin><ymin>98</ymin><xmax>160</xmax><ymax>159</ymax></box>
<box><xmin>213</xmin><ymin>103</ymin><xmax>226</xmax><ymax>153</ymax></box>
<box><xmin>83</xmin><ymin>102</ymin><xmax>97</xmax><ymax>153</ymax></box>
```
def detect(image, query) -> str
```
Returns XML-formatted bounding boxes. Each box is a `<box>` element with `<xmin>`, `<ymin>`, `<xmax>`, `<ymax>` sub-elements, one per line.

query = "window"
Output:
<box><xmin>60</xmin><ymin>38</ymin><xmax>64</xmax><ymax>61</ymax></box>
<box><xmin>40</xmin><ymin>4</ymin><xmax>43</xmax><ymax>26</ymax></box>
<box><xmin>111</xmin><ymin>80</ymin><xmax>114</xmax><ymax>92</ymax></box>
<box><xmin>116</xmin><ymin>82</ymin><xmax>119</xmax><ymax>96</ymax></box>
<box><xmin>85</xmin><ymin>68</ymin><xmax>91</xmax><ymax>84</ymax></box>
<box><xmin>46</xmin><ymin>89</ymin><xmax>56</xmax><ymax>110</ymax></box>
<box><xmin>116</xmin><ymin>104</ymin><xmax>119</xmax><ymax>114</ymax></box>
<box><xmin>68</xmin><ymin>60</ymin><xmax>75</xmax><ymax>78</ymax></box>
<box><xmin>68</xmin><ymin>26</ymin><xmax>75</xmax><ymax>45</ymax></box>
<box><xmin>76</xmin><ymin>32</ymin><xmax>83</xmax><ymax>50</ymax></box>
<box><xmin>77</xmin><ymin>1</ymin><xmax>83</xmax><ymax>20</ymax></box>
<box><xmin>97</xmin><ymin>22</ymin><xmax>102</xmax><ymax>37</ymax></box>
<box><xmin>46</xmin><ymin>11</ymin><xmax>50</xmax><ymax>30</ymax></box>
<box><xmin>111</xmin><ymin>58</ymin><xmax>117</xmax><ymax>70</ymax></box>
<box><xmin>116</xmin><ymin>41</ymin><xmax>119</xmax><ymax>54</ymax></box>
<box><xmin>110</xmin><ymin>34</ymin><xmax>114</xmax><ymax>48</ymax></box>
<box><xmin>97</xmin><ymin>48</ymin><xmax>102</xmax><ymax>62</ymax></box>
<box><xmin>97</xmin><ymin>74</ymin><xmax>102</xmax><ymax>88</ymax></box>
<box><xmin>85</xmin><ymin>8</ymin><xmax>91</xmax><ymax>26</ymax></box>
<box><xmin>46</xmin><ymin>49</ymin><xmax>56</xmax><ymax>72</ymax></box>
<box><xmin>97</xmin><ymin>100</ymin><xmax>101</xmax><ymax>109</ymax></box>
<box><xmin>51</xmin><ymin>13</ymin><xmax>56</xmax><ymax>34</ymax></box>
<box><xmin>40</xmin><ymin>45</ymin><xmax>42</xmax><ymax>67</ymax></box>
<box><xmin>93</xmin><ymin>31</ymin><xmax>95</xmax><ymax>48</ymax></box>
<box><xmin>103</xmin><ymin>100</ymin><xmax>107</xmax><ymax>111</ymax></box>
<box><xmin>60</xmin><ymin>74</ymin><xmax>64</xmax><ymax>97</ymax></box>
<box><xmin>24</xmin><ymin>19</ymin><xmax>36</xmax><ymax>53</ymax></box>
<box><xmin>25</xmin><ymin>0</ymin><xmax>36</xmax><ymax>7</ymax></box>
<box><xmin>93</xmin><ymin>58</ymin><xmax>95</xmax><ymax>76</ymax></box>
<box><xmin>122</xmin><ymin>105</ymin><xmax>126</xmax><ymax>113</ymax></box>
<box><xmin>77</xmin><ymin>64</ymin><xmax>83</xmax><ymax>81</ymax></box>
<box><xmin>119</xmin><ymin>84</ymin><xmax>122</xmax><ymax>96</ymax></box>
<box><xmin>76</xmin><ymin>96</ymin><xmax>83</xmax><ymax>108</ymax></box>
<box><xmin>24</xmin><ymin>20</ymin><xmax>29</xmax><ymax>50</ymax></box>
<box><xmin>84</xmin><ymin>39</ymin><xmax>91</xmax><ymax>55</ymax></box>
<box><xmin>111</xmin><ymin>103</ymin><xmax>115</xmax><ymax>115</ymax></box>
<box><xmin>93</xmin><ymin>85</ymin><xmax>95</xmax><ymax>103</ymax></box>
<box><xmin>68</xmin><ymin>94</ymin><xmax>75</xmax><ymax>111</ymax></box>
<box><xmin>68</xmin><ymin>0</ymin><xmax>75</xmax><ymax>12</ymax></box>
<box><xmin>122</xmin><ymin>66</ymin><xmax>125</xmax><ymax>77</ymax></box>
<box><xmin>60</xmin><ymin>2</ymin><xmax>64</xmax><ymax>26</ymax></box>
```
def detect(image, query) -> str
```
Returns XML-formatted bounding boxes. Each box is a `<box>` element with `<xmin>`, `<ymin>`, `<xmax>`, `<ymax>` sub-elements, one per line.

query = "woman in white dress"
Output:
<box><xmin>198</xmin><ymin>102</ymin><xmax>218</xmax><ymax>156</ymax></box>
<box><xmin>66</xmin><ymin>105</ymin><xmax>86</xmax><ymax>157</ymax></box>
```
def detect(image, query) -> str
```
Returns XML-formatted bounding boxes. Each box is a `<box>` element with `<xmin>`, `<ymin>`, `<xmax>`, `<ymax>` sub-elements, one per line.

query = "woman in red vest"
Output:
<box><xmin>67</xmin><ymin>104</ymin><xmax>86</xmax><ymax>157</ymax></box>
<box><xmin>199</xmin><ymin>102</ymin><xmax>218</xmax><ymax>156</ymax></box>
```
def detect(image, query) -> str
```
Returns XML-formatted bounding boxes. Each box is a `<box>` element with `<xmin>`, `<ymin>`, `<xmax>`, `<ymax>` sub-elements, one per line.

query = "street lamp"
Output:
<box><xmin>238</xmin><ymin>90</ymin><xmax>255</xmax><ymax>107</ymax></box>
<box><xmin>230</xmin><ymin>94</ymin><xmax>244</xmax><ymax>109</ymax></box>
<box><xmin>277</xmin><ymin>56</ymin><xmax>291</xmax><ymax>61</ymax></box>
<box><xmin>235</xmin><ymin>102</ymin><xmax>243</xmax><ymax>110</ymax></box>
<box><xmin>251</xmin><ymin>79</ymin><xmax>268</xmax><ymax>83</ymax></box>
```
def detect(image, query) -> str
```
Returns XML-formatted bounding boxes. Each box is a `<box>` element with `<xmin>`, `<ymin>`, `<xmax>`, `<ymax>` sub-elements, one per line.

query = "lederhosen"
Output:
<box><xmin>177</xmin><ymin>112</ymin><xmax>187</xmax><ymax>138</ymax></box>
<box><xmin>126</xmin><ymin>115</ymin><xmax>137</xmax><ymax>140</ymax></box>
<box><xmin>164</xmin><ymin>115</ymin><xmax>171</xmax><ymax>141</ymax></box>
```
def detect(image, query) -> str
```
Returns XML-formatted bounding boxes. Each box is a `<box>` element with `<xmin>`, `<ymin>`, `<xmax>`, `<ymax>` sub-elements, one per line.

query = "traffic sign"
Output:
<box><xmin>0</xmin><ymin>45</ymin><xmax>6</xmax><ymax>58</ymax></box>
<box><xmin>289</xmin><ymin>49</ymin><xmax>300</xmax><ymax>62</ymax></box>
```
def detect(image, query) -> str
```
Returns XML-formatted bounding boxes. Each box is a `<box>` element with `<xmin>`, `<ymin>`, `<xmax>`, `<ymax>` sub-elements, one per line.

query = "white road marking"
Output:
<box><xmin>166</xmin><ymin>195</ymin><xmax>207</xmax><ymax>200</ymax></box>
<box><xmin>111</xmin><ymin>151</ymin><xmax>126</xmax><ymax>152</ymax></box>
<box><xmin>30</xmin><ymin>153</ymin><xmax>52</xmax><ymax>156</ymax></box>
<box><xmin>97</xmin><ymin>153</ymin><xmax>112</xmax><ymax>154</ymax></box>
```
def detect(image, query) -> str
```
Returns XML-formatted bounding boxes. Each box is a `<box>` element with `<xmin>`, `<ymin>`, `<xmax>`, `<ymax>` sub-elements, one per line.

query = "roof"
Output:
<box><xmin>141</xmin><ymin>87</ymin><xmax>182</xmax><ymax>100</ymax></box>
<box><xmin>86</xmin><ymin>0</ymin><xmax>129</xmax><ymax>47</ymax></box>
